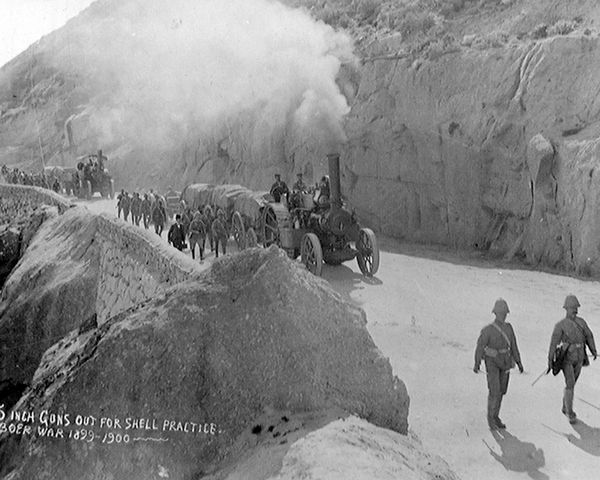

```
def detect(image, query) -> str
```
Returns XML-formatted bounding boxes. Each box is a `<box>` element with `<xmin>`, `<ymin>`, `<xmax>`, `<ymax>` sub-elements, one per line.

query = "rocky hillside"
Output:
<box><xmin>0</xmin><ymin>196</ymin><xmax>447</xmax><ymax>479</ymax></box>
<box><xmin>2</xmin><ymin>0</ymin><xmax>600</xmax><ymax>274</ymax></box>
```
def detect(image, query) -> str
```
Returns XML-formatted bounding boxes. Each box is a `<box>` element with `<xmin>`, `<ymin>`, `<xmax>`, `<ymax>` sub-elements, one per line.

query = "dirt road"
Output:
<box><xmin>77</xmin><ymin>196</ymin><xmax>600</xmax><ymax>480</ymax></box>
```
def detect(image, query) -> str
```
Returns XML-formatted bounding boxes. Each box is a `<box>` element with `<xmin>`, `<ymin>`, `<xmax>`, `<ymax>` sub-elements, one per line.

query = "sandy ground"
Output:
<box><xmin>76</xmin><ymin>196</ymin><xmax>600</xmax><ymax>480</ymax></box>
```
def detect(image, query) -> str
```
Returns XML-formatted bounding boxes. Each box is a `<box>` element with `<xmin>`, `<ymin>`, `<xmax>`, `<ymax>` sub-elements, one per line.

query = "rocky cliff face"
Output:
<box><xmin>2</xmin><ymin>0</ymin><xmax>600</xmax><ymax>275</ymax></box>
<box><xmin>341</xmin><ymin>34</ymin><xmax>600</xmax><ymax>275</ymax></box>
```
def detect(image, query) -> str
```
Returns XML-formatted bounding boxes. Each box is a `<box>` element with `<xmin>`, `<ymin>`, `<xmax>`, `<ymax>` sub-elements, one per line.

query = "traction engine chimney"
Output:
<box><xmin>327</xmin><ymin>153</ymin><xmax>342</xmax><ymax>210</ymax></box>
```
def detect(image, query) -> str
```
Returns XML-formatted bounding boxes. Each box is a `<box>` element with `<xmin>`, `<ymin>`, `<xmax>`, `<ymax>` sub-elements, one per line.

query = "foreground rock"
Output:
<box><xmin>0</xmin><ymin>247</ymin><xmax>410</xmax><ymax>479</ymax></box>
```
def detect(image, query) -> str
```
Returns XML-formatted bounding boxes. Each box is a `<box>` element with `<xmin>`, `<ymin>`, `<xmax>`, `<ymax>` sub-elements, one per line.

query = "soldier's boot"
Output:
<box><xmin>495</xmin><ymin>395</ymin><xmax>506</xmax><ymax>429</ymax></box>
<box><xmin>563</xmin><ymin>388</ymin><xmax>577</xmax><ymax>423</ymax></box>
<box><xmin>487</xmin><ymin>394</ymin><xmax>499</xmax><ymax>430</ymax></box>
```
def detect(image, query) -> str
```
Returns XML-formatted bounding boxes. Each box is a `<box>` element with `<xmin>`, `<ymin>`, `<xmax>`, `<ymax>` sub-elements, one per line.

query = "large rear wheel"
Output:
<box><xmin>232</xmin><ymin>211</ymin><xmax>246</xmax><ymax>250</ymax></box>
<box><xmin>356</xmin><ymin>228</ymin><xmax>379</xmax><ymax>276</ymax></box>
<box><xmin>261</xmin><ymin>206</ymin><xmax>279</xmax><ymax>248</ymax></box>
<box><xmin>246</xmin><ymin>227</ymin><xmax>258</xmax><ymax>248</ymax></box>
<box><xmin>301</xmin><ymin>233</ymin><xmax>323</xmax><ymax>276</ymax></box>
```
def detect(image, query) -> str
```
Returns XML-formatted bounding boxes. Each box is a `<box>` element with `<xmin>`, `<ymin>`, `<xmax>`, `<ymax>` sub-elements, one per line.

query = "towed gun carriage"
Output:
<box><xmin>181</xmin><ymin>154</ymin><xmax>379</xmax><ymax>277</ymax></box>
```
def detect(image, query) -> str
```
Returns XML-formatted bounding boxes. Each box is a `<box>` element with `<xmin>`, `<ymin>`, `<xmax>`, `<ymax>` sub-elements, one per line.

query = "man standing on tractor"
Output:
<box><xmin>293</xmin><ymin>173</ymin><xmax>308</xmax><ymax>193</ymax></box>
<box><xmin>270</xmin><ymin>173</ymin><xmax>289</xmax><ymax>203</ymax></box>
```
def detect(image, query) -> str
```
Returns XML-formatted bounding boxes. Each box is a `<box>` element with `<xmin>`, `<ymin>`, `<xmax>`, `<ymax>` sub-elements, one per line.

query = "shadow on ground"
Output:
<box><xmin>323</xmin><ymin>263</ymin><xmax>382</xmax><ymax>305</ymax></box>
<box><xmin>485</xmin><ymin>429</ymin><xmax>548</xmax><ymax>480</ymax></box>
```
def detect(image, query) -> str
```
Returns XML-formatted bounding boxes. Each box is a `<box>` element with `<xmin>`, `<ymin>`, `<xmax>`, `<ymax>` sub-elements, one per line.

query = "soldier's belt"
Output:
<box><xmin>569</xmin><ymin>343</ymin><xmax>583</xmax><ymax>349</ymax></box>
<box><xmin>484</xmin><ymin>346</ymin><xmax>510</xmax><ymax>357</ymax></box>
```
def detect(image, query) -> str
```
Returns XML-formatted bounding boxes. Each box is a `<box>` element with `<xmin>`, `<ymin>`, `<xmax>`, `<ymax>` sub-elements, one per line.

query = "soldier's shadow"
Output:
<box><xmin>489</xmin><ymin>429</ymin><xmax>548</xmax><ymax>480</ymax></box>
<box><xmin>565</xmin><ymin>420</ymin><xmax>600</xmax><ymax>456</ymax></box>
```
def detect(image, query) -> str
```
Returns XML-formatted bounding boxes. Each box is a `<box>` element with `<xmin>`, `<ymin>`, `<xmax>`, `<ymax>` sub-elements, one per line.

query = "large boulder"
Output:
<box><xmin>0</xmin><ymin>247</ymin><xmax>409</xmax><ymax>479</ymax></box>
<box><xmin>0</xmin><ymin>206</ymin><xmax>100</xmax><ymax>386</ymax></box>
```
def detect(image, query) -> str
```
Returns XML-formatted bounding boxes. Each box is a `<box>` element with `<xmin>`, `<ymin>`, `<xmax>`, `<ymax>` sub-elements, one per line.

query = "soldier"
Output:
<box><xmin>188</xmin><ymin>211</ymin><xmax>207</xmax><ymax>261</ymax></box>
<box><xmin>474</xmin><ymin>298</ymin><xmax>524</xmax><ymax>430</ymax></box>
<box><xmin>547</xmin><ymin>295</ymin><xmax>597</xmax><ymax>424</ymax></box>
<box><xmin>141</xmin><ymin>193</ymin><xmax>152</xmax><ymax>229</ymax></box>
<box><xmin>292</xmin><ymin>173</ymin><xmax>307</xmax><ymax>193</ymax></box>
<box><xmin>122</xmin><ymin>192</ymin><xmax>131</xmax><ymax>222</ymax></box>
<box><xmin>203</xmin><ymin>205</ymin><xmax>215</xmax><ymax>252</ymax></box>
<box><xmin>316</xmin><ymin>175</ymin><xmax>330</xmax><ymax>207</ymax></box>
<box><xmin>152</xmin><ymin>199</ymin><xmax>166</xmax><ymax>236</ymax></box>
<box><xmin>212</xmin><ymin>210</ymin><xmax>229</xmax><ymax>258</ymax></box>
<box><xmin>269</xmin><ymin>173</ymin><xmax>289</xmax><ymax>203</ymax></box>
<box><xmin>130</xmin><ymin>192</ymin><xmax>142</xmax><ymax>226</ymax></box>
<box><xmin>168</xmin><ymin>214</ymin><xmax>186</xmax><ymax>251</ymax></box>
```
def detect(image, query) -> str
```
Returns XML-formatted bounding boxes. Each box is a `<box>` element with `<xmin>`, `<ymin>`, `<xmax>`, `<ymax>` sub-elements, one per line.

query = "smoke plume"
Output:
<box><xmin>55</xmin><ymin>0</ymin><xmax>354</xmax><ymax>155</ymax></box>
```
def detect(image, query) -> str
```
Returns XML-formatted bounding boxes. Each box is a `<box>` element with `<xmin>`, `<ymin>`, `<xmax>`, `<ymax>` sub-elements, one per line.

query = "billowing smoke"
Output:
<box><xmin>56</xmin><ymin>0</ymin><xmax>354</xmax><ymax>155</ymax></box>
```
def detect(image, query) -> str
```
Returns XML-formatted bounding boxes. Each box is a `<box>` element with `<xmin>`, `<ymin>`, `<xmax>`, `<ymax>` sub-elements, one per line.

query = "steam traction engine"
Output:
<box><xmin>260</xmin><ymin>153</ymin><xmax>379</xmax><ymax>277</ymax></box>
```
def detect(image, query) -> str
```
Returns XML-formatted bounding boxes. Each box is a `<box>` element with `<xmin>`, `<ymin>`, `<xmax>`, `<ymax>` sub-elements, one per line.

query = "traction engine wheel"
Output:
<box><xmin>356</xmin><ymin>228</ymin><xmax>379</xmax><ymax>277</ymax></box>
<box><xmin>85</xmin><ymin>180</ymin><xmax>92</xmax><ymax>200</ymax></box>
<box><xmin>301</xmin><ymin>233</ymin><xmax>323</xmax><ymax>276</ymax></box>
<box><xmin>261</xmin><ymin>206</ymin><xmax>279</xmax><ymax>247</ymax></box>
<box><xmin>246</xmin><ymin>228</ymin><xmax>258</xmax><ymax>248</ymax></box>
<box><xmin>232</xmin><ymin>211</ymin><xmax>246</xmax><ymax>250</ymax></box>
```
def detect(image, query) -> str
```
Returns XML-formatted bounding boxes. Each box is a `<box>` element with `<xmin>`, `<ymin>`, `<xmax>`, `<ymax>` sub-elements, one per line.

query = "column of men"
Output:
<box><xmin>2</xmin><ymin>166</ymin><xmax>61</xmax><ymax>192</ymax></box>
<box><xmin>474</xmin><ymin>295</ymin><xmax>597</xmax><ymax>430</ymax></box>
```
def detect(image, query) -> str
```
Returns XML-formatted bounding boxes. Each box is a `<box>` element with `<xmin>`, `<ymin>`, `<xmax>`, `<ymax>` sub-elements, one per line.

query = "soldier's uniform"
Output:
<box><xmin>203</xmin><ymin>205</ymin><xmax>215</xmax><ymax>252</ymax></box>
<box><xmin>188</xmin><ymin>213</ymin><xmax>206</xmax><ymax>261</ymax></box>
<box><xmin>130</xmin><ymin>193</ymin><xmax>142</xmax><ymax>226</ymax></box>
<box><xmin>270</xmin><ymin>174</ymin><xmax>289</xmax><ymax>203</ymax></box>
<box><xmin>141</xmin><ymin>194</ymin><xmax>152</xmax><ymax>229</ymax></box>
<box><xmin>212</xmin><ymin>213</ymin><xmax>228</xmax><ymax>258</ymax></box>
<box><xmin>548</xmin><ymin>295</ymin><xmax>597</xmax><ymax>423</ymax></box>
<box><xmin>152</xmin><ymin>202</ymin><xmax>166</xmax><ymax>236</ymax></box>
<box><xmin>292</xmin><ymin>174</ymin><xmax>307</xmax><ymax>193</ymax></box>
<box><xmin>474</xmin><ymin>299</ymin><xmax>523</xmax><ymax>430</ymax></box>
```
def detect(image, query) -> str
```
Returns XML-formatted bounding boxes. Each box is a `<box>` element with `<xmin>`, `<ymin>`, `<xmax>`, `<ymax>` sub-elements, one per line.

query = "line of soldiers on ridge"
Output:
<box><xmin>116</xmin><ymin>189</ymin><xmax>229</xmax><ymax>261</ymax></box>
<box><xmin>474</xmin><ymin>295</ymin><xmax>597</xmax><ymax>431</ymax></box>
<box><xmin>1</xmin><ymin>166</ymin><xmax>61</xmax><ymax>193</ymax></box>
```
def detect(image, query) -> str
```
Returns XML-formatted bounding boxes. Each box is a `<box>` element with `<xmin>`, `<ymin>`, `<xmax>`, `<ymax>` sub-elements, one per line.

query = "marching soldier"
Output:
<box><xmin>188</xmin><ymin>210</ymin><xmax>206</xmax><ymax>261</ymax></box>
<box><xmin>141</xmin><ymin>193</ymin><xmax>152</xmax><ymax>229</ymax></box>
<box><xmin>547</xmin><ymin>295</ymin><xmax>597</xmax><ymax>424</ymax></box>
<box><xmin>474</xmin><ymin>298</ymin><xmax>524</xmax><ymax>430</ymax></box>
<box><xmin>152</xmin><ymin>199</ymin><xmax>166</xmax><ymax>236</ymax></box>
<box><xmin>203</xmin><ymin>205</ymin><xmax>215</xmax><ymax>252</ymax></box>
<box><xmin>212</xmin><ymin>210</ymin><xmax>229</xmax><ymax>258</ymax></box>
<box><xmin>130</xmin><ymin>192</ymin><xmax>142</xmax><ymax>226</ymax></box>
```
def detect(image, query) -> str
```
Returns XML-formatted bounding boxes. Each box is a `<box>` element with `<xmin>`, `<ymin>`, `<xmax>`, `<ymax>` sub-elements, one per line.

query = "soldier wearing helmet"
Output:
<box><xmin>211</xmin><ymin>209</ymin><xmax>229</xmax><ymax>258</ymax></box>
<box><xmin>474</xmin><ymin>298</ymin><xmax>524</xmax><ymax>430</ymax></box>
<box><xmin>547</xmin><ymin>294</ymin><xmax>597</xmax><ymax>424</ymax></box>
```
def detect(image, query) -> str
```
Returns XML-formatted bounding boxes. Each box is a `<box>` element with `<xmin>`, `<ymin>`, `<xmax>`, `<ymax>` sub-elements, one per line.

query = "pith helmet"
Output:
<box><xmin>563</xmin><ymin>295</ymin><xmax>581</xmax><ymax>309</ymax></box>
<box><xmin>492</xmin><ymin>298</ymin><xmax>510</xmax><ymax>314</ymax></box>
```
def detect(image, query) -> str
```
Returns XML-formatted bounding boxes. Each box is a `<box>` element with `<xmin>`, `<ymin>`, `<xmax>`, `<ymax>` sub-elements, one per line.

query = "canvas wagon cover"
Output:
<box><xmin>233</xmin><ymin>190</ymin><xmax>270</xmax><ymax>221</ymax></box>
<box><xmin>180</xmin><ymin>184</ymin><xmax>216</xmax><ymax>210</ymax></box>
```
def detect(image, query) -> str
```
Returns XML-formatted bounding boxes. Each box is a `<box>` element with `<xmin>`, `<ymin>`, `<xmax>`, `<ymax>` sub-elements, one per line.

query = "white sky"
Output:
<box><xmin>0</xmin><ymin>0</ymin><xmax>96</xmax><ymax>68</ymax></box>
